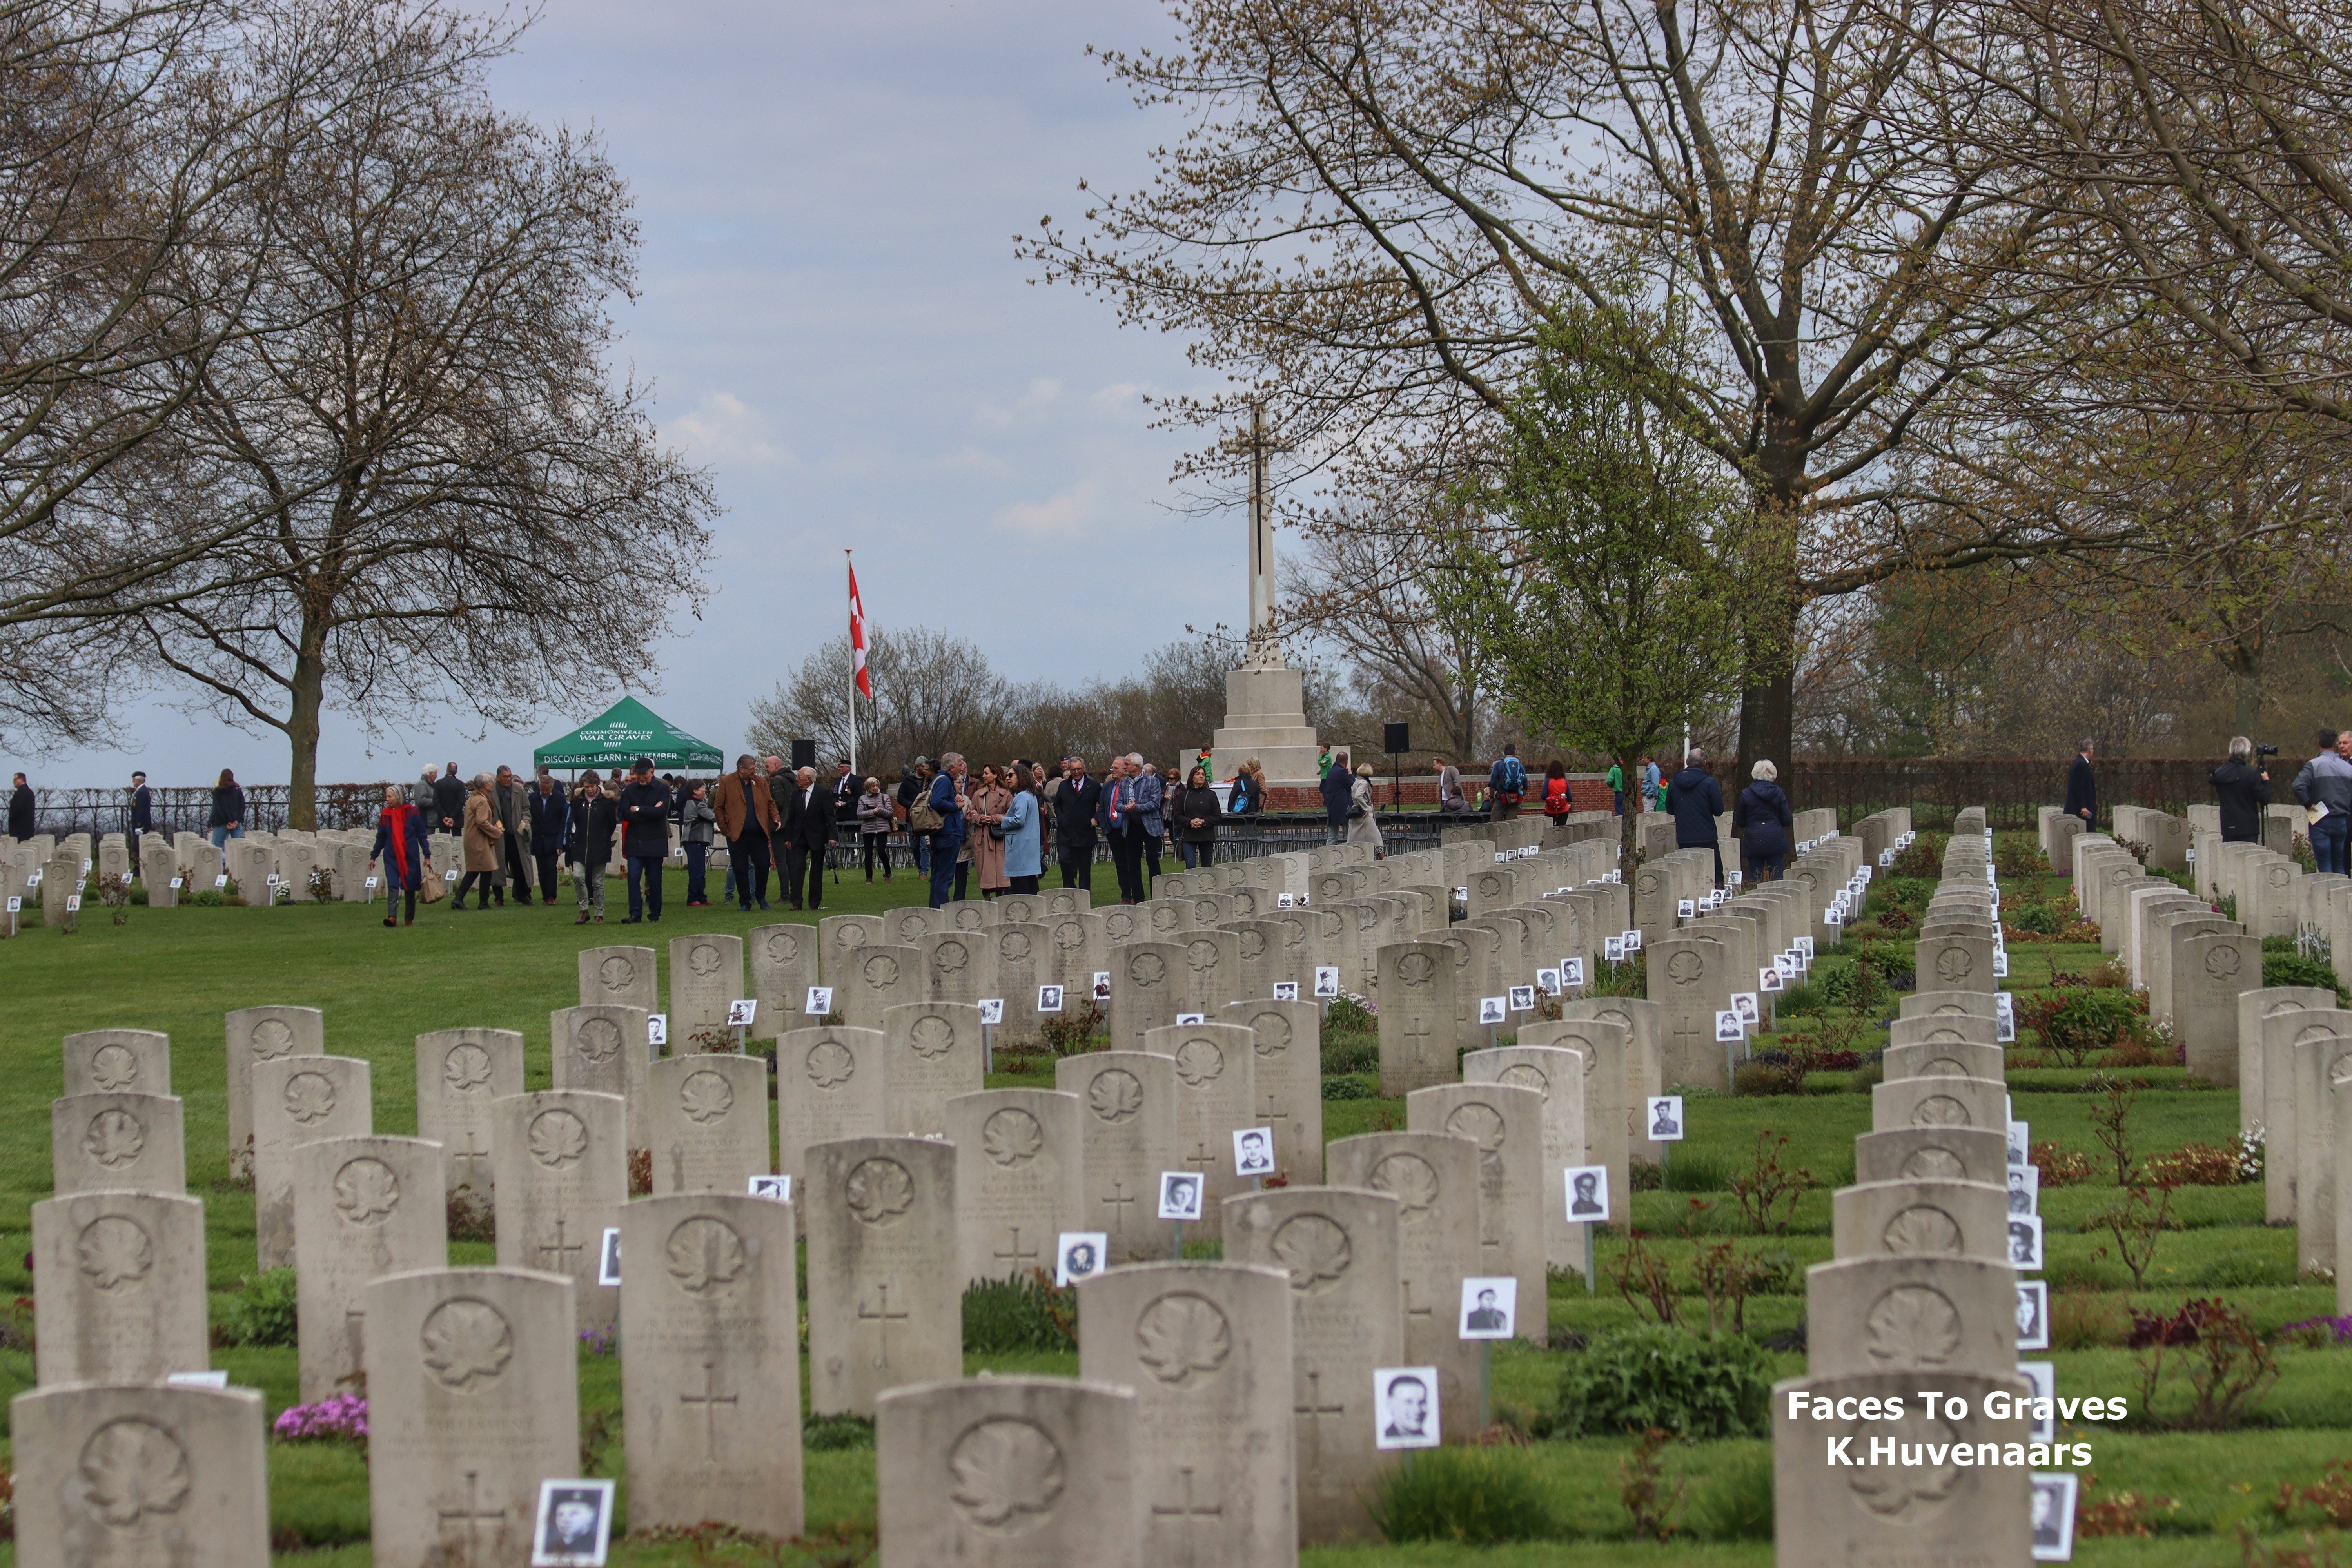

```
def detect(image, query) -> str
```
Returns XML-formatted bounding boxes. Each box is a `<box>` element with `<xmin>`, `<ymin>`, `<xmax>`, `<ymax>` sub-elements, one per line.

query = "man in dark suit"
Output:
<box><xmin>832</xmin><ymin>760</ymin><xmax>861</xmax><ymax>837</ymax></box>
<box><xmin>1054</xmin><ymin>756</ymin><xmax>1102</xmax><ymax>890</ymax></box>
<box><xmin>432</xmin><ymin>762</ymin><xmax>466</xmax><ymax>841</ymax></box>
<box><xmin>1466</xmin><ymin>1288</ymin><xmax>1507</xmax><ymax>1332</ymax></box>
<box><xmin>779</xmin><ymin>765</ymin><xmax>835</xmax><ymax>911</ymax></box>
<box><xmin>128</xmin><ymin>772</ymin><xmax>152</xmax><ymax>838</ymax></box>
<box><xmin>2064</xmin><ymin>739</ymin><xmax>2096</xmax><ymax>829</ymax></box>
<box><xmin>8</xmin><ymin>772</ymin><xmax>34</xmax><ymax>840</ymax></box>
<box><xmin>616</xmin><ymin>757</ymin><xmax>673</xmax><ymax>924</ymax></box>
<box><xmin>526</xmin><ymin>769</ymin><xmax>569</xmax><ymax>904</ymax></box>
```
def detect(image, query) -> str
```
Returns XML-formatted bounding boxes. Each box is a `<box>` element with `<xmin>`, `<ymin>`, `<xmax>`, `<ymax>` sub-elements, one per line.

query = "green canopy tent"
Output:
<box><xmin>532</xmin><ymin>697</ymin><xmax>723</xmax><ymax>773</ymax></box>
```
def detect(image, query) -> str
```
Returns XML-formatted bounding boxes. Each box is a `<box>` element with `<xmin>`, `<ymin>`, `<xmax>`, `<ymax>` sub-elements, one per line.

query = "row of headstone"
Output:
<box><xmin>1773</xmin><ymin>825</ymin><xmax>2036</xmax><ymax>1562</ymax></box>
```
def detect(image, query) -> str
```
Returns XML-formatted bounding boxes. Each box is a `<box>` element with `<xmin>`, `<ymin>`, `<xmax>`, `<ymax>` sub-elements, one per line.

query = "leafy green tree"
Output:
<box><xmin>1441</xmin><ymin>304</ymin><xmax>1748</xmax><ymax>865</ymax></box>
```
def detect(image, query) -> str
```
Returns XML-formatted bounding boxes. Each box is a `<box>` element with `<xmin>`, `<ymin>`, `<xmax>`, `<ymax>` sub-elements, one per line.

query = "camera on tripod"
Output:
<box><xmin>2256</xmin><ymin>742</ymin><xmax>2281</xmax><ymax>759</ymax></box>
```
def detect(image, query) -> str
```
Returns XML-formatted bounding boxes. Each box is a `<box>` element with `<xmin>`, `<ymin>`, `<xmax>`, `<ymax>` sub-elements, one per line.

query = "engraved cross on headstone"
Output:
<box><xmin>1401</xmin><ymin>1279</ymin><xmax>1434</xmax><ymax>1329</ymax></box>
<box><xmin>536</xmin><ymin>1218</ymin><xmax>585</xmax><ymax>1272</ymax></box>
<box><xmin>1294</xmin><ymin>1368</ymin><xmax>1346</xmax><ymax>1466</ymax></box>
<box><xmin>1258</xmin><ymin>1085</ymin><xmax>1290</xmax><ymax>1123</ymax></box>
<box><xmin>993</xmin><ymin>1227</ymin><xmax>1040</xmax><ymax>1272</ymax></box>
<box><xmin>1151</xmin><ymin>1465</ymin><xmax>1226</xmax><ymax>1568</ymax></box>
<box><xmin>857</xmin><ymin>1281</ymin><xmax>909</xmax><ymax>1369</ymax></box>
<box><xmin>679</xmin><ymin>1360</ymin><xmax>738</xmax><ymax>1458</ymax></box>
<box><xmin>1669</xmin><ymin>1014</ymin><xmax>1706</xmax><ymax>1066</ymax></box>
<box><xmin>1102</xmin><ymin>1180</ymin><xmax>1138</xmax><ymax>1227</ymax></box>
<box><xmin>1401</xmin><ymin>1014</ymin><xmax>1434</xmax><ymax>1053</ymax></box>
<box><xmin>437</xmin><ymin>1470</ymin><xmax>506</xmax><ymax>1562</ymax></box>
<box><xmin>1182</xmin><ymin>1139</ymin><xmax>1216</xmax><ymax>1177</ymax></box>
<box><xmin>450</xmin><ymin>1129</ymin><xmax>491</xmax><ymax>1190</ymax></box>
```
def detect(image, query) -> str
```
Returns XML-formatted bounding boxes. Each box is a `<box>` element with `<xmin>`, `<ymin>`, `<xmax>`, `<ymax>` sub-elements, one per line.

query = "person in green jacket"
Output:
<box><xmin>1606</xmin><ymin>762</ymin><xmax>1625</xmax><ymax>816</ymax></box>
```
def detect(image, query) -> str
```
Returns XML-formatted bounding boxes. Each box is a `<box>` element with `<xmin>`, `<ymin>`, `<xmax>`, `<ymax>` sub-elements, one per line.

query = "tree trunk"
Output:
<box><xmin>284</xmin><ymin>614</ymin><xmax>328</xmax><ymax>831</ymax></box>
<box><xmin>1735</xmin><ymin>474</ymin><xmax>1803</xmax><ymax>781</ymax></box>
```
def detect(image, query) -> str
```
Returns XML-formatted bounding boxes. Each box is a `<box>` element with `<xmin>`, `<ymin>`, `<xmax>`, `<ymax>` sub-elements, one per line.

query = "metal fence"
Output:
<box><xmin>1693</xmin><ymin>756</ymin><xmax>2224</xmax><ymax>834</ymax></box>
<box><xmin>18</xmin><ymin>783</ymin><xmax>402</xmax><ymax>840</ymax></box>
<box><xmin>818</xmin><ymin>811</ymin><xmax>1446</xmax><ymax>871</ymax></box>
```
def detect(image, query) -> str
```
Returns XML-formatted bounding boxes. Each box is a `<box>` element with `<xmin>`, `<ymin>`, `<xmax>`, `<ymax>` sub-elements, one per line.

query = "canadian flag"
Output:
<box><xmin>848</xmin><ymin>557</ymin><xmax>873</xmax><ymax>699</ymax></box>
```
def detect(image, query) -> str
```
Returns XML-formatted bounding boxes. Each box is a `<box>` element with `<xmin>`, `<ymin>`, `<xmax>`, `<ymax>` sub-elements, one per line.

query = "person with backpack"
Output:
<box><xmin>1488</xmin><ymin>744</ymin><xmax>1528</xmax><ymax>819</ymax></box>
<box><xmin>1541</xmin><ymin>759</ymin><xmax>1571</xmax><ymax>824</ymax></box>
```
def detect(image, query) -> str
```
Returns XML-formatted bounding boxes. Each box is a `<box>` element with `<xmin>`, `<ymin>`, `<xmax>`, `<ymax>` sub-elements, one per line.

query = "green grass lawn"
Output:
<box><xmin>0</xmin><ymin>839</ymin><xmax>2346</xmax><ymax>1564</ymax></box>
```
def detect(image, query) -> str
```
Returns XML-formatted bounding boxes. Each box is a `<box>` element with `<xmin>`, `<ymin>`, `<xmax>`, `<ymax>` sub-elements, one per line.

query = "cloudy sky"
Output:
<box><xmin>34</xmin><ymin>0</ymin><xmax>1256</xmax><ymax>786</ymax></box>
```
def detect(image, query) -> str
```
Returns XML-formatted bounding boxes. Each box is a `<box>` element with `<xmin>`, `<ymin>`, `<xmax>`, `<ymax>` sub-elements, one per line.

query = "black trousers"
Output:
<box><xmin>533</xmin><ymin>847</ymin><xmax>562</xmax><ymax>900</ymax></box>
<box><xmin>861</xmin><ymin>835</ymin><xmax>891</xmax><ymax>876</ymax></box>
<box><xmin>1059</xmin><ymin>843</ymin><xmax>1093</xmax><ymax>888</ymax></box>
<box><xmin>501</xmin><ymin>834</ymin><xmax>530</xmax><ymax>900</ymax></box>
<box><xmin>785</xmin><ymin>843</ymin><xmax>826</xmax><ymax>908</ymax></box>
<box><xmin>1111</xmin><ymin>824</ymin><xmax>1151</xmax><ymax>901</ymax></box>
<box><xmin>730</xmin><ymin>833</ymin><xmax>771</xmax><ymax>907</ymax></box>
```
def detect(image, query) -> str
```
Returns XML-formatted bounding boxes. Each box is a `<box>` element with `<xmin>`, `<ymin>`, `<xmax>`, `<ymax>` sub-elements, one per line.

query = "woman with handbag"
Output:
<box><xmin>367</xmin><ymin>784</ymin><xmax>432</xmax><ymax>927</ymax></box>
<box><xmin>1175</xmin><ymin>765</ymin><xmax>1223</xmax><ymax>869</ymax></box>
<box><xmin>965</xmin><ymin>764</ymin><xmax>1012</xmax><ymax>897</ymax></box>
<box><xmin>454</xmin><ymin>774</ymin><xmax>503</xmax><ymax>910</ymax></box>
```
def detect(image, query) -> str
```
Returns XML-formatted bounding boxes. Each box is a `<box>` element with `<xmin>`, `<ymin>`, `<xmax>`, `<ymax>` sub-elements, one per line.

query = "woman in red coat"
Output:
<box><xmin>367</xmin><ymin>784</ymin><xmax>434</xmax><ymax>926</ymax></box>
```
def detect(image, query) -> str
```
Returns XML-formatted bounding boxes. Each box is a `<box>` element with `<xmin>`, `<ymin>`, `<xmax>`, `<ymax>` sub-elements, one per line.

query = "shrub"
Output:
<box><xmin>219</xmin><ymin>1268</ymin><xmax>299</xmax><ymax>1347</ymax></box>
<box><xmin>1891</xmin><ymin>835</ymin><xmax>1947</xmax><ymax>878</ymax></box>
<box><xmin>445</xmin><ymin>1187</ymin><xmax>494</xmax><ymax>1243</ymax></box>
<box><xmin>1038</xmin><ymin>1003</ymin><xmax>1103</xmax><ymax>1056</ymax></box>
<box><xmin>2005</xmin><ymin>902</ymin><xmax>2060</xmax><ymax>935</ymax></box>
<box><xmin>1368</xmin><ymin>1445</ymin><xmax>1559</xmax><ymax>1544</ymax></box>
<box><xmin>273</xmin><ymin>1394</ymin><xmax>368</xmax><ymax>1446</ymax></box>
<box><xmin>2129</xmin><ymin>1297</ymin><xmax>2281</xmax><ymax>1430</ymax></box>
<box><xmin>2263</xmin><ymin>951</ymin><xmax>2348</xmax><ymax>1003</ymax></box>
<box><xmin>1546</xmin><ymin>1328</ymin><xmax>1771</xmax><ymax>1440</ymax></box>
<box><xmin>1772</xmin><ymin>981</ymin><xmax>1823</xmax><ymax>1018</ymax></box>
<box><xmin>1817</xmin><ymin>960</ymin><xmax>1890</xmax><ymax>1013</ymax></box>
<box><xmin>1321</xmin><ymin>1035</ymin><xmax>1378</xmax><ymax>1074</ymax></box>
<box><xmin>1686</xmin><ymin>1446</ymin><xmax>1775</xmax><ymax>1541</ymax></box>
<box><xmin>2025</xmin><ymin>988</ymin><xmax>2158</xmax><ymax>1068</ymax></box>
<box><xmin>2144</xmin><ymin>1142</ymin><xmax>2252</xmax><ymax>1186</ymax></box>
<box><xmin>1325</xmin><ymin>995</ymin><xmax>1376</xmax><ymax>1033</ymax></box>
<box><xmin>962</xmin><ymin>1269</ymin><xmax>1076</xmax><ymax>1353</ymax></box>
<box><xmin>2031</xmin><ymin>1141</ymin><xmax>2094</xmax><ymax>1186</ymax></box>
<box><xmin>1322</xmin><ymin>1074</ymin><xmax>1375</xmax><ymax>1101</ymax></box>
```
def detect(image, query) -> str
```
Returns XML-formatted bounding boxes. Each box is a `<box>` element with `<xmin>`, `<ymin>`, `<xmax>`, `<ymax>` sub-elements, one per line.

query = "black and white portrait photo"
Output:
<box><xmin>2008</xmin><ymin>1119</ymin><xmax>2031</xmax><ymax>1168</ymax></box>
<box><xmin>1373</xmin><ymin>1367</ymin><xmax>1441</xmax><ymax>1450</ymax></box>
<box><xmin>2008</xmin><ymin>1163</ymin><xmax>2039</xmax><ymax>1216</ymax></box>
<box><xmin>1093</xmin><ymin>970</ymin><xmax>1112</xmax><ymax>1000</ymax></box>
<box><xmin>1175</xmin><ymin>1011</ymin><xmax>1206</xmax><ymax>1026</ymax></box>
<box><xmin>746</xmin><ymin>1174</ymin><xmax>791</xmax><ymax>1203</ymax></box>
<box><xmin>1565</xmin><ymin>1164</ymin><xmax>1610</xmax><ymax>1220</ymax></box>
<box><xmin>1563</xmin><ymin>957</ymin><xmax>1585</xmax><ymax>988</ymax></box>
<box><xmin>532</xmin><ymin>1479</ymin><xmax>615</xmax><ymax>1566</ymax></box>
<box><xmin>803</xmin><ymin>986</ymin><xmax>833</xmax><ymax>1018</ymax></box>
<box><xmin>1458</xmin><ymin>1278</ymin><xmax>1517</xmax><ymax>1340</ymax></box>
<box><xmin>2009</xmin><ymin>1214</ymin><xmax>2045</xmax><ymax>1271</ymax></box>
<box><xmin>1055</xmin><ymin>1231</ymin><xmax>1107</xmax><ymax>1288</ymax></box>
<box><xmin>1760</xmin><ymin>965</ymin><xmax>1784</xmax><ymax>993</ymax></box>
<box><xmin>978</xmin><ymin>997</ymin><xmax>1006</xmax><ymax>1025</ymax></box>
<box><xmin>1232</xmin><ymin>1127</ymin><xmax>1275</xmax><ymax>1176</ymax></box>
<box><xmin>1273</xmin><ymin>981</ymin><xmax>1299</xmax><ymax>1002</ymax></box>
<box><xmin>1036</xmin><ymin>985</ymin><xmax>1065</xmax><ymax>1014</ymax></box>
<box><xmin>1646</xmin><ymin>1096</ymin><xmax>1684</xmax><ymax>1140</ymax></box>
<box><xmin>2018</xmin><ymin>1361</ymin><xmax>2057</xmax><ymax>1443</ymax></box>
<box><xmin>1604</xmin><ymin>937</ymin><xmax>1625</xmax><ymax>963</ymax></box>
<box><xmin>1315</xmin><ymin>966</ymin><xmax>1341</xmax><ymax>998</ymax></box>
<box><xmin>2016</xmin><ymin>1280</ymin><xmax>2050</xmax><ymax>1351</ymax></box>
<box><xmin>1507</xmin><ymin>984</ymin><xmax>1535</xmax><ymax>1013</ymax></box>
<box><xmin>1715</xmin><ymin>1009</ymin><xmax>1744</xmax><ymax>1043</ymax></box>
<box><xmin>2029</xmin><ymin>1472</ymin><xmax>2078</xmax><ymax>1561</ymax></box>
<box><xmin>1733</xmin><ymin>991</ymin><xmax>1759</xmax><ymax>1022</ymax></box>
<box><xmin>1477</xmin><ymin>995</ymin><xmax>1507</xmax><ymax>1025</ymax></box>
<box><xmin>1157</xmin><ymin>1171</ymin><xmax>1203</xmax><ymax>1221</ymax></box>
<box><xmin>596</xmin><ymin>1227</ymin><xmax>621</xmax><ymax>1287</ymax></box>
<box><xmin>1536</xmin><ymin>967</ymin><xmax>1562</xmax><ymax>996</ymax></box>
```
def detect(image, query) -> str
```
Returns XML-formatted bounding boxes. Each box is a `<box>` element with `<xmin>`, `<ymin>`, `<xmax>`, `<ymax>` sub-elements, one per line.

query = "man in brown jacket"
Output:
<box><xmin>713</xmin><ymin>752</ymin><xmax>783</xmax><ymax>911</ymax></box>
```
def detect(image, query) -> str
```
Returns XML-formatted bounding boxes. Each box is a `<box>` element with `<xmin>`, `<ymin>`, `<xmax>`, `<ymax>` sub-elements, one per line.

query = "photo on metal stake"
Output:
<box><xmin>1373</xmin><ymin>1366</ymin><xmax>1441</xmax><ymax>1450</ymax></box>
<box><xmin>532</xmin><ymin>1478</ymin><xmax>616</xmax><ymax>1568</ymax></box>
<box><xmin>1156</xmin><ymin>1171</ymin><xmax>1204</xmax><ymax>1222</ymax></box>
<box><xmin>1055</xmin><ymin>1231</ymin><xmax>1107</xmax><ymax>1288</ymax></box>
<box><xmin>1564</xmin><ymin>1163</ymin><xmax>1611</xmax><ymax>1221</ymax></box>
<box><xmin>1458</xmin><ymin>1277</ymin><xmax>1517</xmax><ymax>1340</ymax></box>
<box><xmin>1646</xmin><ymin>1096</ymin><xmax>1685</xmax><ymax>1140</ymax></box>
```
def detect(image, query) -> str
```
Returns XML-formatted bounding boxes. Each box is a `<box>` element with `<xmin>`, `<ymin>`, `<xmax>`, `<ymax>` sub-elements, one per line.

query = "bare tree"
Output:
<box><xmin>99</xmin><ymin>0</ymin><xmax>714</xmax><ymax>826</ymax></box>
<box><xmin>749</xmin><ymin>626</ymin><xmax>1011</xmax><ymax>773</ymax></box>
<box><xmin>1025</xmin><ymin>0</ymin><xmax>2080</xmax><ymax>772</ymax></box>
<box><xmin>0</xmin><ymin>0</ymin><xmax>344</xmax><ymax>746</ymax></box>
<box><xmin>1284</xmin><ymin>511</ymin><xmax>1487</xmax><ymax>765</ymax></box>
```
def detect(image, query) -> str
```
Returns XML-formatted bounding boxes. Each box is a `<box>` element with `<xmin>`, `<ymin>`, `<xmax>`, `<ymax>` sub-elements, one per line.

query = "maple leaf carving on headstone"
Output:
<box><xmin>528</xmin><ymin>1110</ymin><xmax>588</xmax><ymax>1168</ymax></box>
<box><xmin>907</xmin><ymin>1017</ymin><xmax>955</xmax><ymax>1060</ymax></box>
<box><xmin>443</xmin><ymin>1043</ymin><xmax>494</xmax><ymax>1095</ymax></box>
<box><xmin>1269</xmin><ymin>1213</ymin><xmax>1353</xmax><ymax>1294</ymax></box>
<box><xmin>846</xmin><ymin>1158</ymin><xmax>915</xmax><ymax>1225</ymax></box>
<box><xmin>1134</xmin><ymin>1293</ymin><xmax>1231</xmax><ymax>1386</ymax></box>
<box><xmin>83</xmin><ymin>1109</ymin><xmax>146</xmax><ymax>1168</ymax></box>
<box><xmin>982</xmin><ymin>1109</ymin><xmax>1044</xmax><ymax>1167</ymax></box>
<box><xmin>575</xmin><ymin>1016</ymin><xmax>623</xmax><ymax>1064</ymax></box>
<box><xmin>333</xmin><ymin>1158</ymin><xmax>401</xmax><ymax>1225</ymax></box>
<box><xmin>76</xmin><ymin>1216</ymin><xmax>154</xmax><ymax>1291</ymax></box>
<box><xmin>679</xmin><ymin>1070</ymin><xmax>735</xmax><ymax>1124</ymax></box>
<box><xmin>1368</xmin><ymin>1154</ymin><xmax>1440</xmax><ymax>1219</ymax></box>
<box><xmin>88</xmin><ymin>1044</ymin><xmax>139</xmax><ymax>1091</ymax></box>
<box><xmin>78</xmin><ymin>1419</ymin><xmax>190</xmax><ymax>1527</ymax></box>
<box><xmin>948</xmin><ymin>1418</ymin><xmax>1065</xmax><ymax>1532</ymax></box>
<box><xmin>1087</xmin><ymin>1070</ymin><xmax>1143</xmax><ymax>1124</ymax></box>
<box><xmin>283</xmin><ymin>1072</ymin><xmax>338</xmax><ymax>1125</ymax></box>
<box><xmin>420</xmin><ymin>1298</ymin><xmax>514</xmax><ymax>1390</ymax></box>
<box><xmin>1865</xmin><ymin>1285</ymin><xmax>1962</xmax><ymax>1368</ymax></box>
<box><xmin>1882</xmin><ymin>1206</ymin><xmax>1963</xmax><ymax>1257</ymax></box>
<box><xmin>1174</xmin><ymin>1039</ymin><xmax>1224</xmax><ymax>1087</ymax></box>
<box><xmin>663</xmin><ymin>1216</ymin><xmax>748</xmax><ymax>1294</ymax></box>
<box><xmin>805</xmin><ymin>1042</ymin><xmax>857</xmax><ymax>1089</ymax></box>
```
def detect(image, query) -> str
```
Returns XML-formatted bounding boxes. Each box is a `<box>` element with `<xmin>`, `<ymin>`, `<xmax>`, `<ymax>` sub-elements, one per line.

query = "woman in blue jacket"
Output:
<box><xmin>1000</xmin><ymin>764</ymin><xmax>1044</xmax><ymax>893</ymax></box>
<box><xmin>367</xmin><ymin>784</ymin><xmax>434</xmax><ymax>927</ymax></box>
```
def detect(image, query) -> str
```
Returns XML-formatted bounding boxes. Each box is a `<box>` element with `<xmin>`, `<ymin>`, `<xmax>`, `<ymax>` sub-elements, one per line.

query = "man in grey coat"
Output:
<box><xmin>2292</xmin><ymin>730</ymin><xmax>2352</xmax><ymax>875</ymax></box>
<box><xmin>492</xmin><ymin>764</ymin><xmax>535</xmax><ymax>905</ymax></box>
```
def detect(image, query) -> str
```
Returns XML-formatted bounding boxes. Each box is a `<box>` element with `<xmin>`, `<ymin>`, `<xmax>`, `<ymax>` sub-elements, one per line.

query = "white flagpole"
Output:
<box><xmin>847</xmin><ymin>550</ymin><xmax>858</xmax><ymax>780</ymax></box>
